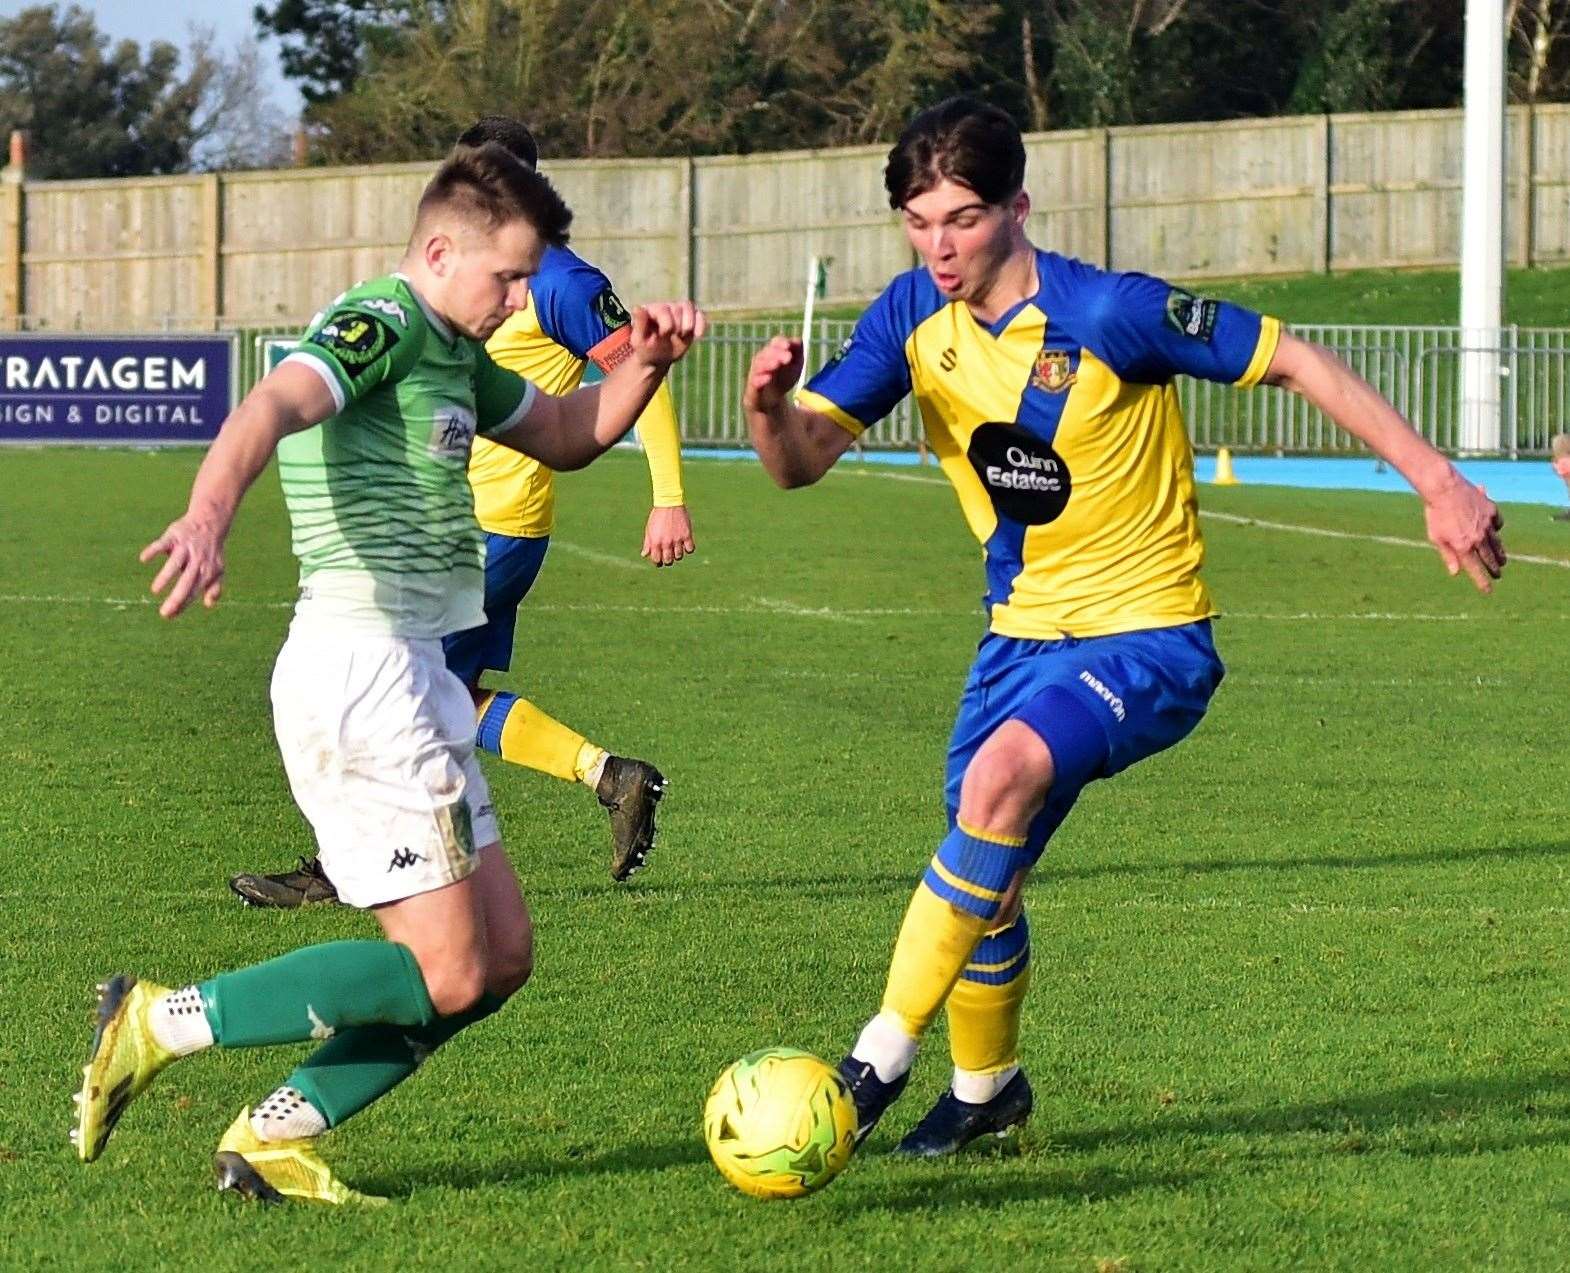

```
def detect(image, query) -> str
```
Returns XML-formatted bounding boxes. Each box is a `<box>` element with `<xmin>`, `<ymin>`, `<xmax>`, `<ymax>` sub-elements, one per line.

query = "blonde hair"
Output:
<box><xmin>1552</xmin><ymin>433</ymin><xmax>1570</xmax><ymax>459</ymax></box>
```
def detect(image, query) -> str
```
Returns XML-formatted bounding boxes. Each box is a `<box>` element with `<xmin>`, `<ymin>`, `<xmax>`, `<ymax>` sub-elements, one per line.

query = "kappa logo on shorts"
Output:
<box><xmin>387</xmin><ymin>847</ymin><xmax>427</xmax><ymax>871</ymax></box>
<box><xmin>966</xmin><ymin>421</ymin><xmax>1072</xmax><ymax>525</ymax></box>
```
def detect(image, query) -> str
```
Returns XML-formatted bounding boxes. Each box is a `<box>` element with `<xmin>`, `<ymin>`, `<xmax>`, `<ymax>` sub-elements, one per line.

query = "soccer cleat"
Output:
<box><xmin>214</xmin><ymin>1108</ymin><xmax>387</xmax><ymax>1207</ymax></box>
<box><xmin>228</xmin><ymin>855</ymin><xmax>340</xmax><ymax>909</ymax></box>
<box><xmin>596</xmin><ymin>756</ymin><xmax>666</xmax><ymax>882</ymax></box>
<box><xmin>835</xmin><ymin>1055</ymin><xmax>910</xmax><ymax>1146</ymax></box>
<box><xmin>1553</xmin><ymin>508</ymin><xmax>1570</xmax><ymax>522</ymax></box>
<box><xmin>73</xmin><ymin>975</ymin><xmax>176</xmax><ymax>1162</ymax></box>
<box><xmin>893</xmin><ymin>1070</ymin><xmax>1034</xmax><ymax>1158</ymax></box>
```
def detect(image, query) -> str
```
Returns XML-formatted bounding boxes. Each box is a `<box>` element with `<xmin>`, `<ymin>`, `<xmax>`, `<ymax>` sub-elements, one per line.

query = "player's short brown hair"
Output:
<box><xmin>884</xmin><ymin>97</ymin><xmax>1027</xmax><ymax>211</ymax></box>
<box><xmin>1552</xmin><ymin>432</ymin><xmax>1570</xmax><ymax>459</ymax></box>
<box><xmin>415</xmin><ymin>142</ymin><xmax>571</xmax><ymax>247</ymax></box>
<box><xmin>455</xmin><ymin>117</ymin><xmax>539</xmax><ymax>170</ymax></box>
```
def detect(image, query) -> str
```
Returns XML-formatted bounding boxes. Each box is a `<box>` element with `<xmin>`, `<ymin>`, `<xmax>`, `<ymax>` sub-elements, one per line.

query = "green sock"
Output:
<box><xmin>286</xmin><ymin>994</ymin><xmax>506</xmax><ymax>1127</ymax></box>
<box><xmin>199</xmin><ymin>940</ymin><xmax>435</xmax><ymax>1048</ymax></box>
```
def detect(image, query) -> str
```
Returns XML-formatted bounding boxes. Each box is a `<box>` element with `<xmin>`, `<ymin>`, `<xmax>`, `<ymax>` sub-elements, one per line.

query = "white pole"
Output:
<box><xmin>800</xmin><ymin>254</ymin><xmax>819</xmax><ymax>379</ymax></box>
<box><xmin>1459</xmin><ymin>0</ymin><xmax>1507</xmax><ymax>452</ymax></box>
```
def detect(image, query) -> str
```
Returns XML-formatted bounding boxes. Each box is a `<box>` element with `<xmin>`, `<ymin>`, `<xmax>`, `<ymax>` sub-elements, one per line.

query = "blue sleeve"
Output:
<box><xmin>1070</xmin><ymin>264</ymin><xmax>1277</xmax><ymax>387</ymax></box>
<box><xmin>800</xmin><ymin>283</ymin><xmax>915</xmax><ymax>430</ymax></box>
<box><xmin>531</xmin><ymin>247</ymin><xmax>630</xmax><ymax>359</ymax></box>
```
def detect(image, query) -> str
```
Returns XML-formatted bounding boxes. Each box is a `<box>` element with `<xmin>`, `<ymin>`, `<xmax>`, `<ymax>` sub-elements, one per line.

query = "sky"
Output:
<box><xmin>0</xmin><ymin>0</ymin><xmax>306</xmax><ymax>117</ymax></box>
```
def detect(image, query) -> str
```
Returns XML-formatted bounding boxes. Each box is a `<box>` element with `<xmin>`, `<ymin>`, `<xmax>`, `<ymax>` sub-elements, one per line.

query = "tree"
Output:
<box><xmin>252</xmin><ymin>0</ymin><xmax>426</xmax><ymax>105</ymax></box>
<box><xmin>187</xmin><ymin>28</ymin><xmax>296</xmax><ymax>172</ymax></box>
<box><xmin>1040</xmin><ymin>0</ymin><xmax>1194</xmax><ymax>128</ymax></box>
<box><xmin>0</xmin><ymin>4</ymin><xmax>218</xmax><ymax>177</ymax></box>
<box><xmin>1509</xmin><ymin>0</ymin><xmax>1570</xmax><ymax>103</ymax></box>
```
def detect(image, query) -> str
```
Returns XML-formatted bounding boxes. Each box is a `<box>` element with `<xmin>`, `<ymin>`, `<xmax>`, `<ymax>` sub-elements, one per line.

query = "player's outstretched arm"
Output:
<box><xmin>496</xmin><ymin>301</ymin><xmax>706</xmax><ymax>471</ymax></box>
<box><xmin>139</xmin><ymin>362</ymin><xmax>336</xmax><ymax>619</ymax></box>
<box><xmin>744</xmin><ymin>337</ymin><xmax>856</xmax><ymax>489</ymax></box>
<box><xmin>1263</xmin><ymin>330</ymin><xmax>1506</xmax><ymax>593</ymax></box>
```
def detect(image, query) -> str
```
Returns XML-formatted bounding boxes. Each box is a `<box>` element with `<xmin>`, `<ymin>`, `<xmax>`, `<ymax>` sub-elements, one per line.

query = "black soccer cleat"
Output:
<box><xmin>893</xmin><ymin>1070</ymin><xmax>1033</xmax><ymax>1158</ymax></box>
<box><xmin>836</xmin><ymin>1055</ymin><xmax>910</xmax><ymax>1146</ymax></box>
<box><xmin>228</xmin><ymin>856</ymin><xmax>340</xmax><ymax>909</ymax></box>
<box><xmin>596</xmin><ymin>756</ymin><xmax>666</xmax><ymax>882</ymax></box>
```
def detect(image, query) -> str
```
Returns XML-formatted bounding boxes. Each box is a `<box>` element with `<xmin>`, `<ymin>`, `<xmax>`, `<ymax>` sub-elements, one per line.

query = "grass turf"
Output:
<box><xmin>1</xmin><ymin>448</ymin><xmax>1568</xmax><ymax>1270</ymax></box>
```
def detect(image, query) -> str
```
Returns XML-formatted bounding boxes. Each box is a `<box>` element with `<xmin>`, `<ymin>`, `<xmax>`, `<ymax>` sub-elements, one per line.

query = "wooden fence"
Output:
<box><xmin>3</xmin><ymin>103</ymin><xmax>1566</xmax><ymax>331</ymax></box>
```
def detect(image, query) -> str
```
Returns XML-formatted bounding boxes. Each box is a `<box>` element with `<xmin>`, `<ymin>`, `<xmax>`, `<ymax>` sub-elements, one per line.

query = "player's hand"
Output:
<box><xmin>1424</xmin><ymin>472</ymin><xmax>1506</xmax><ymax>593</ymax></box>
<box><xmin>744</xmin><ymin>337</ymin><xmax>804</xmax><ymax>415</ymax></box>
<box><xmin>631</xmin><ymin>301</ymin><xmax>706</xmax><ymax>369</ymax></box>
<box><xmin>642</xmin><ymin>505</ymin><xmax>695</xmax><ymax>567</ymax></box>
<box><xmin>139</xmin><ymin>515</ymin><xmax>227</xmax><ymax>618</ymax></box>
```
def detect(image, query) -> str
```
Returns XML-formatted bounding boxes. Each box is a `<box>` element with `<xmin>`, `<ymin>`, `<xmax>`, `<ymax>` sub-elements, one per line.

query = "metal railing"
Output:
<box><xmin>1183</xmin><ymin>324</ymin><xmax>1570</xmax><ymax>457</ymax></box>
<box><xmin>17</xmin><ymin>316</ymin><xmax>1564</xmax><ymax>457</ymax></box>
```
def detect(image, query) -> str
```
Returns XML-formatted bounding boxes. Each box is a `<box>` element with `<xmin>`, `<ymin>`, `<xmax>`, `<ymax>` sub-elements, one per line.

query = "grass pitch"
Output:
<box><xmin>2</xmin><ymin>448</ymin><xmax>1569</xmax><ymax>1271</ymax></box>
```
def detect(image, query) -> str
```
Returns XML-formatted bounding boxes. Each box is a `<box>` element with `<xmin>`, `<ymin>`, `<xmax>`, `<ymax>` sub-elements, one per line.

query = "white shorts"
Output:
<box><xmin>270</xmin><ymin>630</ymin><xmax>500</xmax><ymax>908</ymax></box>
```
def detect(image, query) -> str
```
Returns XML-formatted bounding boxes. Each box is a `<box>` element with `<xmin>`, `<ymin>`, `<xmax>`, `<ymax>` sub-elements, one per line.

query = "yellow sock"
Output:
<box><xmin>947</xmin><ymin>913</ymin><xmax>1032</xmax><ymax>1075</ymax></box>
<box><xmin>880</xmin><ymin>882</ymin><xmax>992</xmax><ymax>1038</ymax></box>
<box><xmin>475</xmin><ymin>691</ymin><xmax>599</xmax><ymax>785</ymax></box>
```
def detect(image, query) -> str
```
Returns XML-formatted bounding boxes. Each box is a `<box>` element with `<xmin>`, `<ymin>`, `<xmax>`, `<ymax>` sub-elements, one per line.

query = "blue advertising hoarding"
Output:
<box><xmin>0</xmin><ymin>335</ymin><xmax>234</xmax><ymax>444</ymax></box>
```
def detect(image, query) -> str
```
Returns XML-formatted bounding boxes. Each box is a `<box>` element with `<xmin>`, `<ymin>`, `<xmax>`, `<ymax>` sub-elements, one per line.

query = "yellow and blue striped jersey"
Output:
<box><xmin>469</xmin><ymin>244</ymin><xmax>685</xmax><ymax>537</ymax></box>
<box><xmin>797</xmin><ymin>251</ymin><xmax>1280</xmax><ymax>640</ymax></box>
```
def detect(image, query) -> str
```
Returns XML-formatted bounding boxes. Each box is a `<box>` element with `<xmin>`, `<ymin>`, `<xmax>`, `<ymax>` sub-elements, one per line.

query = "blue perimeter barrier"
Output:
<box><xmin>674</xmin><ymin>446</ymin><xmax>1570</xmax><ymax>509</ymax></box>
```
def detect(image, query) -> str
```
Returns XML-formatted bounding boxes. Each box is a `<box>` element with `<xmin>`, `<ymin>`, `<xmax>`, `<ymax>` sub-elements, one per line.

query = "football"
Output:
<box><xmin>703</xmin><ymin>1047</ymin><xmax>858</xmax><ymax>1199</ymax></box>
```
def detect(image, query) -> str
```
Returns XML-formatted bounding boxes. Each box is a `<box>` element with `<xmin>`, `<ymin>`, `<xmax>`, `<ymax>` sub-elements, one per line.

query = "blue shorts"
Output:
<box><xmin>441</xmin><ymin>533</ymin><xmax>551</xmax><ymax>686</ymax></box>
<box><xmin>944</xmin><ymin>620</ymin><xmax>1224</xmax><ymax>862</ymax></box>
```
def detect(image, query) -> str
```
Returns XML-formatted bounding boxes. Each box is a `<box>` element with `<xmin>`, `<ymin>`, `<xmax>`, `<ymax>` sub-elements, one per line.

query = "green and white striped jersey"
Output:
<box><xmin>279</xmin><ymin>274</ymin><xmax>536</xmax><ymax>637</ymax></box>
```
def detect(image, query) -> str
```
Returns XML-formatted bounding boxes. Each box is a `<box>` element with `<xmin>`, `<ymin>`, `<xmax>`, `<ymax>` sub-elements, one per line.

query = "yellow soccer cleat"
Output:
<box><xmin>213</xmin><ymin>1108</ymin><xmax>388</xmax><ymax>1207</ymax></box>
<box><xmin>72</xmin><ymin>974</ymin><xmax>176</xmax><ymax>1163</ymax></box>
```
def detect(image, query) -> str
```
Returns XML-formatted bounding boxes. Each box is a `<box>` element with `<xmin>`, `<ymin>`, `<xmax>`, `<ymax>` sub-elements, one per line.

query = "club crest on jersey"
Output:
<box><xmin>1030</xmin><ymin>349</ymin><xmax>1076</xmax><ymax>393</ymax></box>
<box><xmin>430</xmin><ymin>403</ymin><xmax>477</xmax><ymax>459</ymax></box>
<box><xmin>966</xmin><ymin>421</ymin><xmax>1072</xmax><ymax>524</ymax></box>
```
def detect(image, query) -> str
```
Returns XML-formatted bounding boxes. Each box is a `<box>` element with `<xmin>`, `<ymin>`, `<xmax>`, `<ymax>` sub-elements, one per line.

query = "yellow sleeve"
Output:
<box><xmin>635</xmin><ymin>380</ymin><xmax>686</xmax><ymax>508</ymax></box>
<box><xmin>1236</xmin><ymin>315</ymin><xmax>1283</xmax><ymax>388</ymax></box>
<box><xmin>794</xmin><ymin>387</ymin><xmax>868</xmax><ymax>437</ymax></box>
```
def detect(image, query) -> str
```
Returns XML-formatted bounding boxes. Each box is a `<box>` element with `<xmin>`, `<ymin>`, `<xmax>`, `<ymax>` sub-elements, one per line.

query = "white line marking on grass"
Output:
<box><xmin>0</xmin><ymin>593</ymin><xmax>1516</xmax><ymax>625</ymax></box>
<box><xmin>1227</xmin><ymin>672</ymin><xmax>1508</xmax><ymax>687</ymax></box>
<box><xmin>0</xmin><ymin>592</ymin><xmax>292</xmax><ymax>609</ymax></box>
<box><xmin>836</xmin><ymin>467</ymin><xmax>948</xmax><ymax>487</ymax></box>
<box><xmin>551</xmin><ymin>540</ymin><xmax>644</xmax><ymax>570</ymax></box>
<box><xmin>1223</xmin><ymin>611</ymin><xmax>1471</xmax><ymax>621</ymax></box>
<box><xmin>752</xmin><ymin>596</ymin><xmax>869</xmax><ymax>624</ymax></box>
<box><xmin>1201</xmin><ymin>509</ymin><xmax>1570</xmax><ymax>570</ymax></box>
<box><xmin>0</xmin><ymin>591</ymin><xmax>942</xmax><ymax>620</ymax></box>
<box><xmin>837</xmin><ymin>466</ymin><xmax>1570</xmax><ymax>570</ymax></box>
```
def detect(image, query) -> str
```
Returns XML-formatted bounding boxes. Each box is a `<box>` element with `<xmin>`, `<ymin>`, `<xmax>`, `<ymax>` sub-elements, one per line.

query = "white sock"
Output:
<box><xmin>583</xmin><ymin>752</ymin><xmax>609</xmax><ymax>789</ymax></box>
<box><xmin>250</xmin><ymin>1086</ymin><xmax>328</xmax><ymax>1142</ymax></box>
<box><xmin>952</xmin><ymin>1063</ymin><xmax>1019</xmax><ymax>1105</ymax></box>
<box><xmin>148</xmin><ymin>985</ymin><xmax>214</xmax><ymax>1056</ymax></box>
<box><xmin>851</xmin><ymin>1011</ymin><xmax>918</xmax><ymax>1083</ymax></box>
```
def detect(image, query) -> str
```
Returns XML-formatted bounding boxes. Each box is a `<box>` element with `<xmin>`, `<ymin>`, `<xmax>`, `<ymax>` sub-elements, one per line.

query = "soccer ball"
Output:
<box><xmin>703</xmin><ymin>1047</ymin><xmax>858</xmax><ymax>1199</ymax></box>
